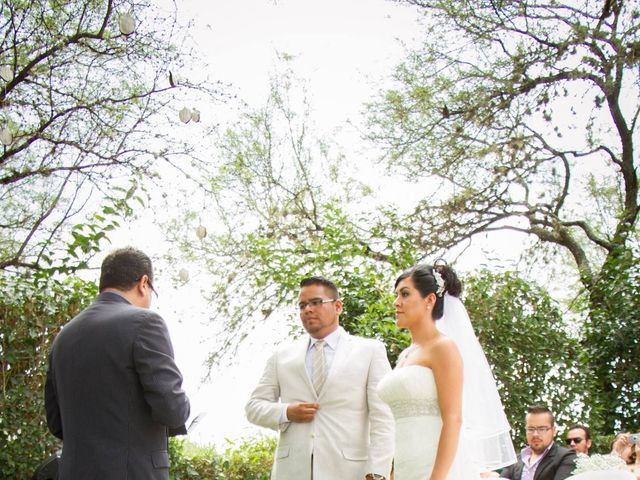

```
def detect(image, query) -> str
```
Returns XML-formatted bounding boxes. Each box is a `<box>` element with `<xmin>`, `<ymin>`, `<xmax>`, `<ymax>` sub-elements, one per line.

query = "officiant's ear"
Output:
<box><xmin>133</xmin><ymin>274</ymin><xmax>155</xmax><ymax>308</ymax></box>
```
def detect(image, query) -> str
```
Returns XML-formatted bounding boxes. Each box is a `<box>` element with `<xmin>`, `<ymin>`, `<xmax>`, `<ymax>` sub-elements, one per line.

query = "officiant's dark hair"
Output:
<box><xmin>395</xmin><ymin>263</ymin><xmax>461</xmax><ymax>320</ymax></box>
<box><xmin>99</xmin><ymin>247</ymin><xmax>153</xmax><ymax>292</ymax></box>
<box><xmin>300</xmin><ymin>276</ymin><xmax>340</xmax><ymax>299</ymax></box>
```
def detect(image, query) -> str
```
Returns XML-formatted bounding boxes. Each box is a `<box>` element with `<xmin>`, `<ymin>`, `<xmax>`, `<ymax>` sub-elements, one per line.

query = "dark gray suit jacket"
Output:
<box><xmin>500</xmin><ymin>442</ymin><xmax>576</xmax><ymax>480</ymax></box>
<box><xmin>45</xmin><ymin>292</ymin><xmax>190</xmax><ymax>480</ymax></box>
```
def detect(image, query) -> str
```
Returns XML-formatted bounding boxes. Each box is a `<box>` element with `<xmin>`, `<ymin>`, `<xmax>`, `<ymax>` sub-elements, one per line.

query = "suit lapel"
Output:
<box><xmin>534</xmin><ymin>443</ymin><xmax>557</xmax><ymax>480</ymax></box>
<box><xmin>295</xmin><ymin>337</ymin><xmax>315</xmax><ymax>394</ymax></box>
<box><xmin>322</xmin><ymin>329</ymin><xmax>351</xmax><ymax>392</ymax></box>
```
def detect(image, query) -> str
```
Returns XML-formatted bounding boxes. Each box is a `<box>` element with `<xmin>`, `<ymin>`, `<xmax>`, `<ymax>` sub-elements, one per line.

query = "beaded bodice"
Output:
<box><xmin>377</xmin><ymin>365</ymin><xmax>440</xmax><ymax>419</ymax></box>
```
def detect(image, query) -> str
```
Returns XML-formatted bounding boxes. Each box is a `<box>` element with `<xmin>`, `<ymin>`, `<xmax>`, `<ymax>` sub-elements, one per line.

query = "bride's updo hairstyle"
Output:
<box><xmin>394</xmin><ymin>262</ymin><xmax>462</xmax><ymax>320</ymax></box>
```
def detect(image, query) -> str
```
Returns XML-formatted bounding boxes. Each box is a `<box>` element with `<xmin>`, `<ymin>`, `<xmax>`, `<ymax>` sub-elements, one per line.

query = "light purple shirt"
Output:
<box><xmin>519</xmin><ymin>442</ymin><xmax>554</xmax><ymax>480</ymax></box>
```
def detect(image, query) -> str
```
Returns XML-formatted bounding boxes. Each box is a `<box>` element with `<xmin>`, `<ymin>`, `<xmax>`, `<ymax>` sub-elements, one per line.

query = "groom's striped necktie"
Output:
<box><xmin>312</xmin><ymin>340</ymin><xmax>326</xmax><ymax>394</ymax></box>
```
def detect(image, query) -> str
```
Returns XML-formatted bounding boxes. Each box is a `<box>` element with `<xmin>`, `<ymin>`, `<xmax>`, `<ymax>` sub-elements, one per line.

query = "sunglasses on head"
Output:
<box><xmin>566</xmin><ymin>437</ymin><xmax>583</xmax><ymax>445</ymax></box>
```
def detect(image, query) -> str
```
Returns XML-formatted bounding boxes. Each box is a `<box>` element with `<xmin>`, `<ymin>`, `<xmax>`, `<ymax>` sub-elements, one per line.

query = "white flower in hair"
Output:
<box><xmin>433</xmin><ymin>269</ymin><xmax>446</xmax><ymax>297</ymax></box>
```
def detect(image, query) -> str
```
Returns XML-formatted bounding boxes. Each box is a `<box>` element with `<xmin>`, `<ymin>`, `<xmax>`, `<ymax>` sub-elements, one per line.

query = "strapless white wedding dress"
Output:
<box><xmin>377</xmin><ymin>365</ymin><xmax>481</xmax><ymax>480</ymax></box>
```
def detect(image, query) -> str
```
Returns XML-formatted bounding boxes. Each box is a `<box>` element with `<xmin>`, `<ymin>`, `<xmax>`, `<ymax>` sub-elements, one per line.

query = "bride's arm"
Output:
<box><xmin>429</xmin><ymin>339</ymin><xmax>463</xmax><ymax>480</ymax></box>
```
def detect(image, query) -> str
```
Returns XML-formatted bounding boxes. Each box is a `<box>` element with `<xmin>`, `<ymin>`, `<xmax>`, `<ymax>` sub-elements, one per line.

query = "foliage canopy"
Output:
<box><xmin>367</xmin><ymin>0</ymin><xmax>638</xmax><ymax>287</ymax></box>
<box><xmin>0</xmin><ymin>0</ymin><xmax>223</xmax><ymax>273</ymax></box>
<box><xmin>0</xmin><ymin>273</ymin><xmax>96</xmax><ymax>479</ymax></box>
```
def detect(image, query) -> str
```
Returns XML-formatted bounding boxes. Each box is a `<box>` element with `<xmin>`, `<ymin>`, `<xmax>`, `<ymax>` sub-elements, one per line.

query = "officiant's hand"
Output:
<box><xmin>287</xmin><ymin>402</ymin><xmax>319</xmax><ymax>422</ymax></box>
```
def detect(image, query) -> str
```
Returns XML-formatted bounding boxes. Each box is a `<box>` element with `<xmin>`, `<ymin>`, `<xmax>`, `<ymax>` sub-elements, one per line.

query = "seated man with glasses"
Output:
<box><xmin>500</xmin><ymin>405</ymin><xmax>576</xmax><ymax>480</ymax></box>
<box><xmin>565</xmin><ymin>424</ymin><xmax>592</xmax><ymax>456</ymax></box>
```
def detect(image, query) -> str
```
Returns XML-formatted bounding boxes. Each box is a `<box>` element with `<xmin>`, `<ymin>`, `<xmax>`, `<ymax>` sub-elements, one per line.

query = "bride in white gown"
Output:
<box><xmin>377</xmin><ymin>263</ymin><xmax>516</xmax><ymax>480</ymax></box>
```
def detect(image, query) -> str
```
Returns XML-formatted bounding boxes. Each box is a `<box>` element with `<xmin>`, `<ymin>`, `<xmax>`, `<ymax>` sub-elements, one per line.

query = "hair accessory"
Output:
<box><xmin>433</xmin><ymin>257</ymin><xmax>448</xmax><ymax>267</ymax></box>
<box><xmin>432</xmin><ymin>268</ymin><xmax>446</xmax><ymax>297</ymax></box>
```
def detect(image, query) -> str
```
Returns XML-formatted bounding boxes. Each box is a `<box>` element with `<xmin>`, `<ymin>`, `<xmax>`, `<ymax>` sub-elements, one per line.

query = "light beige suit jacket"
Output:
<box><xmin>245</xmin><ymin>327</ymin><xmax>394</xmax><ymax>480</ymax></box>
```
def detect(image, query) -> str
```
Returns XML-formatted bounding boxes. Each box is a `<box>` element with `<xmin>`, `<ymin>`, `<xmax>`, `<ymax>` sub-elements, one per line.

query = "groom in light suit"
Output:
<box><xmin>246</xmin><ymin>276</ymin><xmax>394</xmax><ymax>480</ymax></box>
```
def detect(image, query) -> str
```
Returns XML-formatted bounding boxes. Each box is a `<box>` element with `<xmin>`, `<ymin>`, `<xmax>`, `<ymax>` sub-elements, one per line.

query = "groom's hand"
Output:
<box><xmin>287</xmin><ymin>402</ymin><xmax>319</xmax><ymax>422</ymax></box>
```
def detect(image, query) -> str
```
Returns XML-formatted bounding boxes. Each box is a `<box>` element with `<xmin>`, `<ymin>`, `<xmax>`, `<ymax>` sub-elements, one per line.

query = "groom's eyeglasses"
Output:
<box><xmin>298</xmin><ymin>298</ymin><xmax>336</xmax><ymax>310</ymax></box>
<box><xmin>566</xmin><ymin>437</ymin><xmax>584</xmax><ymax>445</ymax></box>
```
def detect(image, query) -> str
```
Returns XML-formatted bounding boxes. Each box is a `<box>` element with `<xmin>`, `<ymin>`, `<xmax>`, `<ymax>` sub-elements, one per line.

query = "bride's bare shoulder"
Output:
<box><xmin>429</xmin><ymin>336</ymin><xmax>461</xmax><ymax>362</ymax></box>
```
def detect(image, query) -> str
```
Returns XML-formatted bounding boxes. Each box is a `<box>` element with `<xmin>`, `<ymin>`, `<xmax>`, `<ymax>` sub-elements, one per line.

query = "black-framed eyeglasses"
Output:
<box><xmin>526</xmin><ymin>426</ymin><xmax>552</xmax><ymax>434</ymax></box>
<box><xmin>566</xmin><ymin>437</ymin><xmax>584</xmax><ymax>445</ymax></box>
<box><xmin>148</xmin><ymin>279</ymin><xmax>158</xmax><ymax>298</ymax></box>
<box><xmin>298</xmin><ymin>298</ymin><xmax>337</xmax><ymax>310</ymax></box>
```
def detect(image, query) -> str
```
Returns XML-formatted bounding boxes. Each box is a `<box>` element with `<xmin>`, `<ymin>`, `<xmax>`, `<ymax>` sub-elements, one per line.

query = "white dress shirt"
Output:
<box><xmin>280</xmin><ymin>327</ymin><xmax>342</xmax><ymax>423</ymax></box>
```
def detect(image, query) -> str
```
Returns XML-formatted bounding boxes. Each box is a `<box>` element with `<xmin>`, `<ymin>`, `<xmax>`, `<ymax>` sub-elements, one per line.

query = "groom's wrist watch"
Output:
<box><xmin>365</xmin><ymin>474</ymin><xmax>385</xmax><ymax>480</ymax></box>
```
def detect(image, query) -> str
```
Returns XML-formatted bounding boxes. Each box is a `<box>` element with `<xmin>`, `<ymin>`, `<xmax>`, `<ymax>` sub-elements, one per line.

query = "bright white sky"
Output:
<box><xmin>181</xmin><ymin>0</ymin><xmax>422</xmax><ymax>127</ymax></box>
<box><xmin>122</xmin><ymin>0</ymin><xmax>426</xmax><ymax>447</ymax></box>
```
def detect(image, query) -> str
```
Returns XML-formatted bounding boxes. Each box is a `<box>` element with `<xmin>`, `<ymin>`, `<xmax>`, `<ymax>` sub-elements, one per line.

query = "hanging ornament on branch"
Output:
<box><xmin>0</xmin><ymin>126</ymin><xmax>13</xmax><ymax>146</ymax></box>
<box><xmin>118</xmin><ymin>12</ymin><xmax>136</xmax><ymax>36</ymax></box>
<box><xmin>0</xmin><ymin>66</ymin><xmax>13</xmax><ymax>83</ymax></box>
<box><xmin>178</xmin><ymin>107</ymin><xmax>202</xmax><ymax>124</ymax></box>
<box><xmin>179</xmin><ymin>107</ymin><xmax>192</xmax><ymax>123</ymax></box>
<box><xmin>196</xmin><ymin>225</ymin><xmax>207</xmax><ymax>240</ymax></box>
<box><xmin>178</xmin><ymin>268</ymin><xmax>190</xmax><ymax>282</ymax></box>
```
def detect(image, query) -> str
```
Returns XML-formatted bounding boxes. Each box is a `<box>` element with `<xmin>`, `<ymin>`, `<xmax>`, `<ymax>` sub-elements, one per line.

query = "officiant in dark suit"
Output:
<box><xmin>45</xmin><ymin>247</ymin><xmax>190</xmax><ymax>480</ymax></box>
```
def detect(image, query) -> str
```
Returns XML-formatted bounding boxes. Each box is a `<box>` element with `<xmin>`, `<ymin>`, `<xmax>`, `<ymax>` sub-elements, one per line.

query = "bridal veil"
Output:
<box><xmin>437</xmin><ymin>293</ymin><xmax>517</xmax><ymax>471</ymax></box>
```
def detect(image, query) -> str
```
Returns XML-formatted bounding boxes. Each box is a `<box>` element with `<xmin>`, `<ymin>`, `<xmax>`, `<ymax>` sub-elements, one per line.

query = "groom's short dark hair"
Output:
<box><xmin>299</xmin><ymin>276</ymin><xmax>339</xmax><ymax>299</ymax></box>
